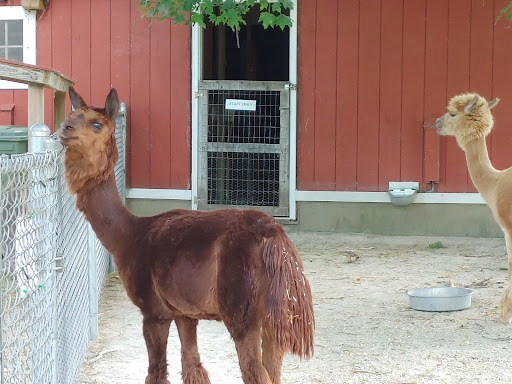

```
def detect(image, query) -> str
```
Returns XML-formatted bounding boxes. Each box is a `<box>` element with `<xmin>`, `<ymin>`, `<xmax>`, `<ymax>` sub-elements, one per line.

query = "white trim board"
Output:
<box><xmin>191</xmin><ymin>22</ymin><xmax>201</xmax><ymax>210</ymax></box>
<box><xmin>127</xmin><ymin>189</ymin><xmax>487</xmax><ymax>205</ymax></box>
<box><xmin>288</xmin><ymin>1</ymin><xmax>298</xmax><ymax>220</ymax></box>
<box><xmin>295</xmin><ymin>191</ymin><xmax>486</xmax><ymax>204</ymax></box>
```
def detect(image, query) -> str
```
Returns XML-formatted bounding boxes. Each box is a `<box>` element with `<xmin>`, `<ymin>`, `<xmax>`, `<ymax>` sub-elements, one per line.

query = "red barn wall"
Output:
<box><xmin>1</xmin><ymin>0</ymin><xmax>511</xmax><ymax>194</ymax></box>
<box><xmin>0</xmin><ymin>0</ymin><xmax>191</xmax><ymax>190</ymax></box>
<box><xmin>297</xmin><ymin>0</ymin><xmax>512</xmax><ymax>193</ymax></box>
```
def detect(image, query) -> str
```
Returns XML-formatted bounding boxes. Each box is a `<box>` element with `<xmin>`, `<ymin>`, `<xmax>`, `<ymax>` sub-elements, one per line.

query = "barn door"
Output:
<box><xmin>197</xmin><ymin>80</ymin><xmax>290</xmax><ymax>216</ymax></box>
<box><xmin>195</xmin><ymin>5</ymin><xmax>292</xmax><ymax>217</ymax></box>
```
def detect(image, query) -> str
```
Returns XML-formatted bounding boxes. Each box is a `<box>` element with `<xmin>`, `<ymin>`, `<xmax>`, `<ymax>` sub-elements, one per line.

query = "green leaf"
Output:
<box><xmin>259</xmin><ymin>11</ymin><xmax>275</xmax><ymax>29</ymax></box>
<box><xmin>191</xmin><ymin>12</ymin><xmax>205</xmax><ymax>27</ymax></box>
<box><xmin>280</xmin><ymin>0</ymin><xmax>294</xmax><ymax>10</ymax></box>
<box><xmin>275</xmin><ymin>13</ymin><xmax>292</xmax><ymax>30</ymax></box>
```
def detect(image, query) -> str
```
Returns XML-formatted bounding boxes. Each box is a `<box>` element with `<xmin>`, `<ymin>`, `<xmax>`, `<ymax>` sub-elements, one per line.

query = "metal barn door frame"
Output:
<box><xmin>197</xmin><ymin>80</ymin><xmax>290</xmax><ymax>216</ymax></box>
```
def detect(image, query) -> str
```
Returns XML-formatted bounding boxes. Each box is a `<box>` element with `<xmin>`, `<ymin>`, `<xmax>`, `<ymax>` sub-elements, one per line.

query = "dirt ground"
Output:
<box><xmin>76</xmin><ymin>233</ymin><xmax>512</xmax><ymax>384</ymax></box>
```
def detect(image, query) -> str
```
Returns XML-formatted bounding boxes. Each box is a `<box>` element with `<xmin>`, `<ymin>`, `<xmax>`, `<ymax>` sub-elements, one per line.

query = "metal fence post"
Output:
<box><xmin>44</xmin><ymin>136</ymin><xmax>63</xmax><ymax>384</ymax></box>
<box><xmin>28</xmin><ymin>123</ymin><xmax>51</xmax><ymax>382</ymax></box>
<box><xmin>88</xmin><ymin>223</ymin><xmax>99</xmax><ymax>340</ymax></box>
<box><xmin>29</xmin><ymin>123</ymin><xmax>50</xmax><ymax>153</ymax></box>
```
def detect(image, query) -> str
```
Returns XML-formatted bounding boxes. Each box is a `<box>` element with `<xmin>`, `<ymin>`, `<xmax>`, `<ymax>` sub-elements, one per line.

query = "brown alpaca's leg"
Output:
<box><xmin>261</xmin><ymin>332</ymin><xmax>283</xmax><ymax>384</ymax></box>
<box><xmin>499</xmin><ymin>233</ymin><xmax>512</xmax><ymax>323</ymax></box>
<box><xmin>143</xmin><ymin>318</ymin><xmax>171</xmax><ymax>384</ymax></box>
<box><xmin>231</xmin><ymin>329</ymin><xmax>272</xmax><ymax>384</ymax></box>
<box><xmin>175</xmin><ymin>316</ymin><xmax>210</xmax><ymax>384</ymax></box>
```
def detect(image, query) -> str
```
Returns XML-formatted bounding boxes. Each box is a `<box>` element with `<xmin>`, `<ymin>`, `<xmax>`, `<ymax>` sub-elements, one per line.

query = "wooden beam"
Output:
<box><xmin>0</xmin><ymin>59</ymin><xmax>74</xmax><ymax>92</ymax></box>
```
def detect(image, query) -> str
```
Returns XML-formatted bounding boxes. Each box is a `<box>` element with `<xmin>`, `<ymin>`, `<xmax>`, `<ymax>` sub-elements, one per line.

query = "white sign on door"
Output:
<box><xmin>225</xmin><ymin>99</ymin><xmax>257</xmax><ymax>111</ymax></box>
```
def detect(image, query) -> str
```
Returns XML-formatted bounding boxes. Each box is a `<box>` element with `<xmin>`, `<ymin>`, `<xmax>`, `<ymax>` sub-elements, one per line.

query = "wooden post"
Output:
<box><xmin>54</xmin><ymin>91</ymin><xmax>67</xmax><ymax>130</ymax></box>
<box><xmin>28</xmin><ymin>84</ymin><xmax>45</xmax><ymax>149</ymax></box>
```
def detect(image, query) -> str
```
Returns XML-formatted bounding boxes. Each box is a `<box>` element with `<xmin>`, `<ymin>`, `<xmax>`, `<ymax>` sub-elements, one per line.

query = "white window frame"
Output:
<box><xmin>0</xmin><ymin>6</ymin><xmax>36</xmax><ymax>90</ymax></box>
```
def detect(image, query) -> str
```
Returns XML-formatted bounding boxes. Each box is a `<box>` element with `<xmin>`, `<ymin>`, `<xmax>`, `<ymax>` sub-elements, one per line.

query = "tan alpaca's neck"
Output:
<box><xmin>462</xmin><ymin>137</ymin><xmax>499</xmax><ymax>199</ymax></box>
<box><xmin>76</xmin><ymin>173</ymin><xmax>138</xmax><ymax>267</ymax></box>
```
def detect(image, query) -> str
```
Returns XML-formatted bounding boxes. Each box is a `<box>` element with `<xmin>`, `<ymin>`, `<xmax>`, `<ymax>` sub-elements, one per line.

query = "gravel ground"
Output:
<box><xmin>77</xmin><ymin>233</ymin><xmax>512</xmax><ymax>384</ymax></box>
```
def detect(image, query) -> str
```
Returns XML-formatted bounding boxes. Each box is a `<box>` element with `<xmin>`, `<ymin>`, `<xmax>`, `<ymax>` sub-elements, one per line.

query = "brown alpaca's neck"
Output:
<box><xmin>76</xmin><ymin>172</ymin><xmax>138</xmax><ymax>265</ymax></box>
<box><xmin>462</xmin><ymin>137</ymin><xmax>499</xmax><ymax>199</ymax></box>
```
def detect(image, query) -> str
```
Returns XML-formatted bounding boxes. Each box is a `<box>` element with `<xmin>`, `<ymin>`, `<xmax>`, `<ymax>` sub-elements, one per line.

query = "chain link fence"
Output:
<box><xmin>0</xmin><ymin>105</ymin><xmax>126</xmax><ymax>384</ymax></box>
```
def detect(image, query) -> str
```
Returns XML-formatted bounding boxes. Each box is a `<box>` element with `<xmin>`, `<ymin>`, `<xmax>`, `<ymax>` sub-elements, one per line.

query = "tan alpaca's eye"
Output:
<box><xmin>91</xmin><ymin>122</ymin><xmax>103</xmax><ymax>130</ymax></box>
<box><xmin>449</xmin><ymin>113</ymin><xmax>457</xmax><ymax>117</ymax></box>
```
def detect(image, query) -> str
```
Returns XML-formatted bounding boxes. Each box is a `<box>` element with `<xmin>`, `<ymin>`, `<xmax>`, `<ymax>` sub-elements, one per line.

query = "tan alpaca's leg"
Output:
<box><xmin>231</xmin><ymin>329</ymin><xmax>272</xmax><ymax>384</ymax></box>
<box><xmin>498</xmin><ymin>233</ymin><xmax>512</xmax><ymax>324</ymax></box>
<box><xmin>261</xmin><ymin>331</ymin><xmax>284</xmax><ymax>384</ymax></box>
<box><xmin>143</xmin><ymin>317</ymin><xmax>172</xmax><ymax>384</ymax></box>
<box><xmin>175</xmin><ymin>316</ymin><xmax>210</xmax><ymax>384</ymax></box>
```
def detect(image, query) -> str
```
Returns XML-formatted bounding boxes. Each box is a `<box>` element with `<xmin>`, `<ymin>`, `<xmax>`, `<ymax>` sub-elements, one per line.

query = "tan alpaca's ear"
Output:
<box><xmin>464</xmin><ymin>95</ymin><xmax>479</xmax><ymax>114</ymax></box>
<box><xmin>69</xmin><ymin>86</ymin><xmax>87</xmax><ymax>110</ymax></box>
<box><xmin>488</xmin><ymin>98</ymin><xmax>500</xmax><ymax>110</ymax></box>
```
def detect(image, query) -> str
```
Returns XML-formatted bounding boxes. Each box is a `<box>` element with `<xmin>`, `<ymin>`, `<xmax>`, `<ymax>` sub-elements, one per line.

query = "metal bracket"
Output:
<box><xmin>54</xmin><ymin>253</ymin><xmax>63</xmax><ymax>272</ymax></box>
<box><xmin>194</xmin><ymin>91</ymin><xmax>204</xmax><ymax>98</ymax></box>
<box><xmin>284</xmin><ymin>83</ymin><xmax>297</xmax><ymax>91</ymax></box>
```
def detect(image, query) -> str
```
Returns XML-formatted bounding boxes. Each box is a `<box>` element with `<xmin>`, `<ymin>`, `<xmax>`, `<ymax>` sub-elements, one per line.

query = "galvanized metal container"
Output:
<box><xmin>407</xmin><ymin>287</ymin><xmax>473</xmax><ymax>312</ymax></box>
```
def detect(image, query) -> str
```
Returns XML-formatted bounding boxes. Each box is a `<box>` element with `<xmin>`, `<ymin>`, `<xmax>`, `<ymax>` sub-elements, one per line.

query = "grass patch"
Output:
<box><xmin>426</xmin><ymin>241</ymin><xmax>446</xmax><ymax>250</ymax></box>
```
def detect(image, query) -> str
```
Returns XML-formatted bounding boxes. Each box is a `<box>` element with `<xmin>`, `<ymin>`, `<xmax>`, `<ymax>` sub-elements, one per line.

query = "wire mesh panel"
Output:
<box><xmin>0</xmin><ymin>106</ymin><xmax>126</xmax><ymax>384</ymax></box>
<box><xmin>54</xmin><ymin>153</ymin><xmax>91</xmax><ymax>384</ymax></box>
<box><xmin>207</xmin><ymin>152</ymin><xmax>280</xmax><ymax>207</ymax></box>
<box><xmin>198</xmin><ymin>81</ymin><xmax>289</xmax><ymax>216</ymax></box>
<box><xmin>0</xmin><ymin>152</ymin><xmax>60</xmax><ymax>384</ymax></box>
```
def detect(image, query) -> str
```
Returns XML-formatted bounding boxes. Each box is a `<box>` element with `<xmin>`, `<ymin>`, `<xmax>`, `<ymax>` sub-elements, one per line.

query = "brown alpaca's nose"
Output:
<box><xmin>61</xmin><ymin>122</ymin><xmax>74</xmax><ymax>131</ymax></box>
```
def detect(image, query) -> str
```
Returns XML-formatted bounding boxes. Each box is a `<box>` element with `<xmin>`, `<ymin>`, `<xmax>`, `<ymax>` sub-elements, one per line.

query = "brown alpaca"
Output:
<box><xmin>57</xmin><ymin>87</ymin><xmax>314</xmax><ymax>384</ymax></box>
<box><xmin>436</xmin><ymin>93</ymin><xmax>512</xmax><ymax>323</ymax></box>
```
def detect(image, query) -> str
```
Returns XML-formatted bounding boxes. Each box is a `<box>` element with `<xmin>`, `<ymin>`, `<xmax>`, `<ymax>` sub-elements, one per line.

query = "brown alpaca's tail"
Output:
<box><xmin>262</xmin><ymin>231</ymin><xmax>314</xmax><ymax>359</ymax></box>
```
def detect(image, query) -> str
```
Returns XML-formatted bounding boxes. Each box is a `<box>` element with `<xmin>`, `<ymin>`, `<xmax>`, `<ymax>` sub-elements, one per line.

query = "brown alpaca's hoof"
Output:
<box><xmin>182</xmin><ymin>364</ymin><xmax>211</xmax><ymax>384</ymax></box>
<box><xmin>498</xmin><ymin>285</ymin><xmax>512</xmax><ymax>324</ymax></box>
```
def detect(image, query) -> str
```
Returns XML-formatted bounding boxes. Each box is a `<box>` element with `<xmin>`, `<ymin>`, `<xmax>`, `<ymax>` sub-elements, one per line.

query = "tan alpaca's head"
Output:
<box><xmin>58</xmin><ymin>87</ymin><xmax>119</xmax><ymax>195</ymax></box>
<box><xmin>436</xmin><ymin>93</ymin><xmax>500</xmax><ymax>148</ymax></box>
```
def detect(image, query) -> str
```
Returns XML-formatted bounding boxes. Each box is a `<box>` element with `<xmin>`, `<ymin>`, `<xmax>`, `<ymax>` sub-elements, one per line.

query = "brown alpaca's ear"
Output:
<box><xmin>105</xmin><ymin>88</ymin><xmax>119</xmax><ymax>120</ymax></box>
<box><xmin>488</xmin><ymin>98</ymin><xmax>500</xmax><ymax>110</ymax></box>
<box><xmin>464</xmin><ymin>95</ymin><xmax>479</xmax><ymax>114</ymax></box>
<box><xmin>69</xmin><ymin>86</ymin><xmax>87</xmax><ymax>110</ymax></box>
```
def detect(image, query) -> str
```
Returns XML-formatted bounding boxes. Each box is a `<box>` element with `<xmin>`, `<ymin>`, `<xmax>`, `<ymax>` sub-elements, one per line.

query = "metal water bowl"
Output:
<box><xmin>407</xmin><ymin>287</ymin><xmax>473</xmax><ymax>312</ymax></box>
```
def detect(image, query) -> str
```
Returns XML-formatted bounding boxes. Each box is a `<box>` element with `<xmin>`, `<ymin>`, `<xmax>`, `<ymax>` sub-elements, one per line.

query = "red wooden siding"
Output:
<box><xmin>298</xmin><ymin>0</ymin><xmax>512</xmax><ymax>192</ymax></box>
<box><xmin>0</xmin><ymin>0</ymin><xmax>191</xmax><ymax>190</ymax></box>
<box><xmin>1</xmin><ymin>0</ymin><xmax>511</xmax><ymax>193</ymax></box>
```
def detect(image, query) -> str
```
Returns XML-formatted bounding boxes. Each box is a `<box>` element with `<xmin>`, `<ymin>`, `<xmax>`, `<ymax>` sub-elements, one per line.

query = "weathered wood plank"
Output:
<box><xmin>0</xmin><ymin>59</ymin><xmax>74</xmax><ymax>92</ymax></box>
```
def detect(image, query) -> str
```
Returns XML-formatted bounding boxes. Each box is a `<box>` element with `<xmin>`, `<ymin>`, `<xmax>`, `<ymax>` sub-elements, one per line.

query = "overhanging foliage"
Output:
<box><xmin>139</xmin><ymin>0</ymin><xmax>294</xmax><ymax>31</ymax></box>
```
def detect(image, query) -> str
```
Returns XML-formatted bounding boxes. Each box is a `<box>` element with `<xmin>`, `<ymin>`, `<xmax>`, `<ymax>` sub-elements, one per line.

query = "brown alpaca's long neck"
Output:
<box><xmin>76</xmin><ymin>173</ymin><xmax>138</xmax><ymax>265</ymax></box>
<box><xmin>463</xmin><ymin>137</ymin><xmax>499</xmax><ymax>199</ymax></box>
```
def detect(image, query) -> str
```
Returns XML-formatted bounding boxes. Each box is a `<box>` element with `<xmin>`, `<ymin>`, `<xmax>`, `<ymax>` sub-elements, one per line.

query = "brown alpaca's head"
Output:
<box><xmin>58</xmin><ymin>87</ymin><xmax>119</xmax><ymax>195</ymax></box>
<box><xmin>436</xmin><ymin>93</ymin><xmax>500</xmax><ymax>149</ymax></box>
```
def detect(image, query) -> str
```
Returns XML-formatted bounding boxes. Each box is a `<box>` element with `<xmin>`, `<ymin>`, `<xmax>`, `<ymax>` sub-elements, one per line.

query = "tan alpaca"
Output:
<box><xmin>436</xmin><ymin>93</ymin><xmax>512</xmax><ymax>323</ymax></box>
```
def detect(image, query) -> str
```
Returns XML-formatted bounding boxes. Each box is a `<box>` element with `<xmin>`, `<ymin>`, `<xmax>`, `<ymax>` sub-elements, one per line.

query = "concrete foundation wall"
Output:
<box><xmin>288</xmin><ymin>202</ymin><xmax>503</xmax><ymax>238</ymax></box>
<box><xmin>126</xmin><ymin>199</ymin><xmax>503</xmax><ymax>238</ymax></box>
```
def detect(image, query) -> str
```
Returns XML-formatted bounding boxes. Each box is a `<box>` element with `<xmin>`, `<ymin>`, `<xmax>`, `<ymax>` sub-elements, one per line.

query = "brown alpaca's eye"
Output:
<box><xmin>91</xmin><ymin>122</ymin><xmax>103</xmax><ymax>130</ymax></box>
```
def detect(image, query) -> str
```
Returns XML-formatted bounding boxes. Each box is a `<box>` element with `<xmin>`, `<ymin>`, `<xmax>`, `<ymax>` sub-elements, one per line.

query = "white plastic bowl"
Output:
<box><xmin>407</xmin><ymin>287</ymin><xmax>473</xmax><ymax>312</ymax></box>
